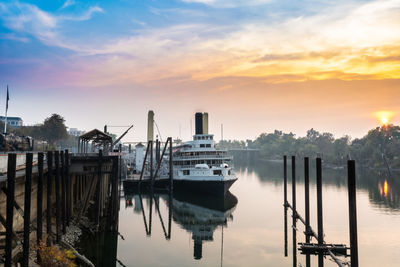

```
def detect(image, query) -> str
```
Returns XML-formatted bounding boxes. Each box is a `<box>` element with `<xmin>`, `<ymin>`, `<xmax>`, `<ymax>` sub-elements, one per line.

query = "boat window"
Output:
<box><xmin>183</xmin><ymin>170</ymin><xmax>190</xmax><ymax>175</ymax></box>
<box><xmin>200</xmin><ymin>144</ymin><xmax>205</xmax><ymax>148</ymax></box>
<box><xmin>213</xmin><ymin>170</ymin><xmax>222</xmax><ymax>175</ymax></box>
<box><xmin>206</xmin><ymin>144</ymin><xmax>211</xmax><ymax>148</ymax></box>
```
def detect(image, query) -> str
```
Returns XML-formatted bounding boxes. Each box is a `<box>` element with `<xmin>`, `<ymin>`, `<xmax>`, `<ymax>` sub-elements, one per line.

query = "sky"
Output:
<box><xmin>0</xmin><ymin>0</ymin><xmax>400</xmax><ymax>142</ymax></box>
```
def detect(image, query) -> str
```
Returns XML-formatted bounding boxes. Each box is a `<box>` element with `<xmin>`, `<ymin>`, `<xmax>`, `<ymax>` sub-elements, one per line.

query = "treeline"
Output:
<box><xmin>220</xmin><ymin>125</ymin><xmax>400</xmax><ymax>168</ymax></box>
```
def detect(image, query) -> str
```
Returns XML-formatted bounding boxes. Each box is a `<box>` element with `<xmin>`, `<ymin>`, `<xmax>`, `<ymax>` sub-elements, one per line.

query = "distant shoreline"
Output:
<box><xmin>255</xmin><ymin>158</ymin><xmax>400</xmax><ymax>173</ymax></box>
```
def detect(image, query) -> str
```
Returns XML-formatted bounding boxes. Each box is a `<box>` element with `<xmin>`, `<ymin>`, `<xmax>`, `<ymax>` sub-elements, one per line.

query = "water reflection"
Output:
<box><xmin>235</xmin><ymin>159</ymin><xmax>400</xmax><ymax>212</ymax></box>
<box><xmin>124</xmin><ymin>191</ymin><xmax>238</xmax><ymax>261</ymax></box>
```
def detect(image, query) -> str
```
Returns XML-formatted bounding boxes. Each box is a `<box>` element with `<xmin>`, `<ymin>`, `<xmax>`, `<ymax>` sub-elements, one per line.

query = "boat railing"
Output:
<box><xmin>173</xmin><ymin>155</ymin><xmax>233</xmax><ymax>160</ymax></box>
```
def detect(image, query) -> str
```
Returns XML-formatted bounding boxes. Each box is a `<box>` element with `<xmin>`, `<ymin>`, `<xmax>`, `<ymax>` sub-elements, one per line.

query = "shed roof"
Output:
<box><xmin>79</xmin><ymin>129</ymin><xmax>113</xmax><ymax>143</ymax></box>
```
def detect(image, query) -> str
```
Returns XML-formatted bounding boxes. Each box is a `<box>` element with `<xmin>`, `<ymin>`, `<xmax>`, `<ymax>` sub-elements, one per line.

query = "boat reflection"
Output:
<box><xmin>172</xmin><ymin>191</ymin><xmax>237</xmax><ymax>260</ymax></box>
<box><xmin>124</xmin><ymin>190</ymin><xmax>238</xmax><ymax>261</ymax></box>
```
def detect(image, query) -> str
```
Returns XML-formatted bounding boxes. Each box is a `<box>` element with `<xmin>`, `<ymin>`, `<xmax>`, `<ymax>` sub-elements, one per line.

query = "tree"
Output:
<box><xmin>41</xmin><ymin>114</ymin><xmax>68</xmax><ymax>144</ymax></box>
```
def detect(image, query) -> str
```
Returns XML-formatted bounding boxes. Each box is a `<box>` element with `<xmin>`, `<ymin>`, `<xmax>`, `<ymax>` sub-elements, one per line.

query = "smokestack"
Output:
<box><xmin>195</xmin><ymin>113</ymin><xmax>203</xmax><ymax>135</ymax></box>
<box><xmin>193</xmin><ymin>240</ymin><xmax>203</xmax><ymax>260</ymax></box>
<box><xmin>202</xmin><ymin>112</ymin><xmax>208</xmax><ymax>134</ymax></box>
<box><xmin>147</xmin><ymin>110</ymin><xmax>154</xmax><ymax>141</ymax></box>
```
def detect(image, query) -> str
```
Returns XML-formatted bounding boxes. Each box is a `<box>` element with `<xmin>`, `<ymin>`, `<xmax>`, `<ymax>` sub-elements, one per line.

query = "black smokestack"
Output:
<box><xmin>195</xmin><ymin>112</ymin><xmax>203</xmax><ymax>135</ymax></box>
<box><xmin>193</xmin><ymin>240</ymin><xmax>202</xmax><ymax>260</ymax></box>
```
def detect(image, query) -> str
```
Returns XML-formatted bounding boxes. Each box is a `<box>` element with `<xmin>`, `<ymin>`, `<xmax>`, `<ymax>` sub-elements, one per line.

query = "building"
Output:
<box><xmin>68</xmin><ymin>128</ymin><xmax>85</xmax><ymax>137</ymax></box>
<box><xmin>0</xmin><ymin>116</ymin><xmax>23</xmax><ymax>127</ymax></box>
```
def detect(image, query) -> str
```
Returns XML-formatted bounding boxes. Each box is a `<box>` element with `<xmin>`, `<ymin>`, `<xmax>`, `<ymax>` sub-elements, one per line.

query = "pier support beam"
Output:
<box><xmin>23</xmin><ymin>153</ymin><xmax>33</xmax><ymax>267</ymax></box>
<box><xmin>5</xmin><ymin>153</ymin><xmax>16</xmax><ymax>266</ymax></box>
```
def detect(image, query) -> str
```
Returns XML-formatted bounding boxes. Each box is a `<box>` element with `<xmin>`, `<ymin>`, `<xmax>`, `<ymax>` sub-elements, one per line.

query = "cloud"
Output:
<box><xmin>61</xmin><ymin>0</ymin><xmax>76</xmax><ymax>9</ymax></box>
<box><xmin>61</xmin><ymin>6</ymin><xmax>104</xmax><ymax>21</ymax></box>
<box><xmin>181</xmin><ymin>0</ymin><xmax>273</xmax><ymax>8</ymax></box>
<box><xmin>2</xmin><ymin>0</ymin><xmax>400</xmax><ymax>87</ymax></box>
<box><xmin>0</xmin><ymin>2</ymin><xmax>103</xmax><ymax>48</ymax></box>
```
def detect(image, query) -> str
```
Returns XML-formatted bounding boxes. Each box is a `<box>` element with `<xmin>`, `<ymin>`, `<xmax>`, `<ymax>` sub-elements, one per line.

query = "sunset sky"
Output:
<box><xmin>0</xmin><ymin>0</ymin><xmax>400</xmax><ymax>142</ymax></box>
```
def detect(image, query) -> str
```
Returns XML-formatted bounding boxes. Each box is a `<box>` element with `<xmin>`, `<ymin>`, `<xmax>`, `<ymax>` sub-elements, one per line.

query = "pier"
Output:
<box><xmin>0</xmin><ymin>130</ymin><xmax>122</xmax><ymax>265</ymax></box>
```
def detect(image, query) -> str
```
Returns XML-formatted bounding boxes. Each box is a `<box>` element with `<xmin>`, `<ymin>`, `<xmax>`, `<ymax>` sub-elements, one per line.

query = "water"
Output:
<box><xmin>111</xmin><ymin>160</ymin><xmax>400</xmax><ymax>266</ymax></box>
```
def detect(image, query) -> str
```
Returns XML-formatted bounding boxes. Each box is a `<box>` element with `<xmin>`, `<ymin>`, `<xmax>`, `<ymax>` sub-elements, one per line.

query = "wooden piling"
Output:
<box><xmin>55</xmin><ymin>151</ymin><xmax>61</xmax><ymax>243</ymax></box>
<box><xmin>46</xmin><ymin>151</ymin><xmax>53</xmax><ymax>242</ymax></box>
<box><xmin>291</xmin><ymin>156</ymin><xmax>296</xmax><ymax>215</ymax></box>
<box><xmin>61</xmin><ymin>151</ymin><xmax>66</xmax><ymax>234</ymax></box>
<box><xmin>22</xmin><ymin>153</ymin><xmax>33</xmax><ymax>267</ymax></box>
<box><xmin>65</xmin><ymin>150</ymin><xmax>71</xmax><ymax>225</ymax></box>
<box><xmin>150</xmin><ymin>141</ymin><xmax>154</xmax><ymax>186</ymax></box>
<box><xmin>283</xmin><ymin>155</ymin><xmax>287</xmax><ymax>206</ymax></box>
<box><xmin>169</xmin><ymin>137</ymin><xmax>173</xmax><ymax>192</ymax></box>
<box><xmin>96</xmin><ymin>150</ymin><xmax>103</xmax><ymax>226</ymax></box>
<box><xmin>5</xmin><ymin>153</ymin><xmax>16</xmax><ymax>266</ymax></box>
<box><xmin>304</xmin><ymin>157</ymin><xmax>311</xmax><ymax>267</ymax></box>
<box><xmin>316</xmin><ymin>157</ymin><xmax>324</xmax><ymax>267</ymax></box>
<box><xmin>304</xmin><ymin>157</ymin><xmax>310</xmax><ymax>242</ymax></box>
<box><xmin>347</xmin><ymin>160</ymin><xmax>358</xmax><ymax>267</ymax></box>
<box><xmin>37</xmin><ymin>152</ymin><xmax>44</xmax><ymax>263</ymax></box>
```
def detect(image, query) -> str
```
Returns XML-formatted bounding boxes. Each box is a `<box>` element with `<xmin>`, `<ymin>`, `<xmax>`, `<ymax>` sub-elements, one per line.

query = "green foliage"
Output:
<box><xmin>11</xmin><ymin>114</ymin><xmax>68</xmax><ymax>145</ymax></box>
<box><xmin>224</xmin><ymin>125</ymin><xmax>400</xmax><ymax>168</ymax></box>
<box><xmin>35</xmin><ymin>236</ymin><xmax>77</xmax><ymax>267</ymax></box>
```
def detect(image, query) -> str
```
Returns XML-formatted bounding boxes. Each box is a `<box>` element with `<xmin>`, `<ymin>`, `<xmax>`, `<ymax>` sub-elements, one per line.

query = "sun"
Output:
<box><xmin>375</xmin><ymin>111</ymin><xmax>393</xmax><ymax>126</ymax></box>
<box><xmin>381</xmin><ymin>116</ymin><xmax>389</xmax><ymax>125</ymax></box>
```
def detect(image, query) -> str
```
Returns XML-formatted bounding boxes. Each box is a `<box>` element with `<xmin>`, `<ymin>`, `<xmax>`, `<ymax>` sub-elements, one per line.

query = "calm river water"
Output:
<box><xmin>93</xmin><ymin>160</ymin><xmax>400</xmax><ymax>266</ymax></box>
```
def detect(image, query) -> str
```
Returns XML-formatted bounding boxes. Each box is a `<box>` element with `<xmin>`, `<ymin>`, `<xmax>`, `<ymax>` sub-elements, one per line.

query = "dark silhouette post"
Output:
<box><xmin>37</xmin><ymin>152</ymin><xmax>44</xmax><ymax>263</ymax></box>
<box><xmin>5</xmin><ymin>153</ymin><xmax>16</xmax><ymax>266</ymax></box>
<box><xmin>304</xmin><ymin>157</ymin><xmax>310</xmax><ymax>242</ymax></box>
<box><xmin>54</xmin><ymin>151</ymin><xmax>61</xmax><ymax>243</ymax></box>
<box><xmin>61</xmin><ymin>151</ymin><xmax>66</xmax><ymax>234</ymax></box>
<box><xmin>23</xmin><ymin>153</ymin><xmax>33</xmax><ymax>267</ymax></box>
<box><xmin>283</xmin><ymin>155</ymin><xmax>287</xmax><ymax>206</ymax></box>
<box><xmin>316</xmin><ymin>157</ymin><xmax>324</xmax><ymax>267</ymax></box>
<box><xmin>291</xmin><ymin>156</ymin><xmax>296</xmax><ymax>215</ymax></box>
<box><xmin>348</xmin><ymin>160</ymin><xmax>359</xmax><ymax>267</ymax></box>
<box><xmin>169</xmin><ymin>137</ymin><xmax>173</xmax><ymax>192</ymax></box>
<box><xmin>304</xmin><ymin>157</ymin><xmax>311</xmax><ymax>267</ymax></box>
<box><xmin>46</xmin><ymin>151</ymin><xmax>53</xmax><ymax>244</ymax></box>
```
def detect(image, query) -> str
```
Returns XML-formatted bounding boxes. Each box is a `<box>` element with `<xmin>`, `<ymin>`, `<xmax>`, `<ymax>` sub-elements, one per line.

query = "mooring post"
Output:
<box><xmin>5</xmin><ymin>153</ymin><xmax>16</xmax><ymax>266</ymax></box>
<box><xmin>156</xmin><ymin>139</ymin><xmax>160</xmax><ymax>164</ymax></box>
<box><xmin>22</xmin><ymin>153</ymin><xmax>33</xmax><ymax>267</ymax></box>
<box><xmin>37</xmin><ymin>152</ymin><xmax>44</xmax><ymax>263</ymax></box>
<box><xmin>54</xmin><ymin>151</ymin><xmax>61</xmax><ymax>243</ymax></box>
<box><xmin>112</xmin><ymin>156</ymin><xmax>119</xmax><ymax>230</ymax></box>
<box><xmin>291</xmin><ymin>156</ymin><xmax>296</xmax><ymax>216</ymax></box>
<box><xmin>96</xmin><ymin>150</ymin><xmax>103</xmax><ymax>226</ymax></box>
<box><xmin>150</xmin><ymin>140</ymin><xmax>154</xmax><ymax>186</ymax></box>
<box><xmin>60</xmin><ymin>151</ymin><xmax>66</xmax><ymax>234</ymax></box>
<box><xmin>46</xmin><ymin>151</ymin><xmax>53</xmax><ymax>244</ymax></box>
<box><xmin>283</xmin><ymin>155</ymin><xmax>287</xmax><ymax>206</ymax></box>
<box><xmin>65</xmin><ymin>150</ymin><xmax>71</xmax><ymax>225</ymax></box>
<box><xmin>304</xmin><ymin>157</ymin><xmax>310</xmax><ymax>242</ymax></box>
<box><xmin>169</xmin><ymin>137</ymin><xmax>173</xmax><ymax>192</ymax></box>
<box><xmin>316</xmin><ymin>157</ymin><xmax>324</xmax><ymax>267</ymax></box>
<box><xmin>348</xmin><ymin>160</ymin><xmax>358</xmax><ymax>267</ymax></box>
<box><xmin>284</xmin><ymin>202</ymin><xmax>288</xmax><ymax>257</ymax></box>
<box><xmin>304</xmin><ymin>157</ymin><xmax>311</xmax><ymax>267</ymax></box>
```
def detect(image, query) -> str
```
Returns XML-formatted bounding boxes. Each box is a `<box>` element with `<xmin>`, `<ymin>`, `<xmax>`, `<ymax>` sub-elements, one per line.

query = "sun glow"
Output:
<box><xmin>375</xmin><ymin>111</ymin><xmax>393</xmax><ymax>126</ymax></box>
<box><xmin>384</xmin><ymin>180</ymin><xmax>389</xmax><ymax>197</ymax></box>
